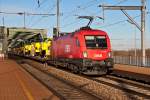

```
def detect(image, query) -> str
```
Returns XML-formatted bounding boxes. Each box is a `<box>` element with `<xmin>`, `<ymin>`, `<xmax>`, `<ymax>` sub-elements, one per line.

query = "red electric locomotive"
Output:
<box><xmin>51</xmin><ymin>16</ymin><xmax>113</xmax><ymax>74</ymax></box>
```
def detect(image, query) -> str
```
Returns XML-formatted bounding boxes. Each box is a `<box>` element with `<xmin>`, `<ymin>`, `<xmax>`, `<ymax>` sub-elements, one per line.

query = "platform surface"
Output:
<box><xmin>0</xmin><ymin>59</ymin><xmax>59</xmax><ymax>100</ymax></box>
<box><xmin>114</xmin><ymin>64</ymin><xmax>150</xmax><ymax>75</ymax></box>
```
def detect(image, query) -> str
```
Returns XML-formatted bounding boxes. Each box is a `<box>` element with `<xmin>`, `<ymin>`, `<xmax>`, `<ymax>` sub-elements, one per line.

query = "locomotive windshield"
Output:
<box><xmin>85</xmin><ymin>35</ymin><xmax>107</xmax><ymax>49</ymax></box>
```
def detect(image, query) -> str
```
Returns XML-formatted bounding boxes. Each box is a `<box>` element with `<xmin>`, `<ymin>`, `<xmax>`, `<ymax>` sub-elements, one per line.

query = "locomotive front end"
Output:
<box><xmin>78</xmin><ymin>30</ymin><xmax>114</xmax><ymax>74</ymax></box>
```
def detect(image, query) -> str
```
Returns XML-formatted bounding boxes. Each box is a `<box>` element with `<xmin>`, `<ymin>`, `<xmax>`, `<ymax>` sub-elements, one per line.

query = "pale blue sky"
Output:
<box><xmin>0</xmin><ymin>0</ymin><xmax>150</xmax><ymax>50</ymax></box>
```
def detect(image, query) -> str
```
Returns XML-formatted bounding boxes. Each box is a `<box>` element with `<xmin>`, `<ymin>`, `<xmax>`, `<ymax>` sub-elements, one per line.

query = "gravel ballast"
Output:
<box><xmin>25</xmin><ymin>59</ymin><xmax>149</xmax><ymax>100</ymax></box>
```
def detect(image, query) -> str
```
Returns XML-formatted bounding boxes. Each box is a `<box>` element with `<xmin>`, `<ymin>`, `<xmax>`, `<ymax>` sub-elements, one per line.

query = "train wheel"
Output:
<box><xmin>71</xmin><ymin>64</ymin><xmax>79</xmax><ymax>74</ymax></box>
<box><xmin>66</xmin><ymin>63</ymin><xmax>70</xmax><ymax>70</ymax></box>
<box><xmin>97</xmin><ymin>66</ymin><xmax>107</xmax><ymax>75</ymax></box>
<box><xmin>107</xmin><ymin>68</ymin><xmax>113</xmax><ymax>74</ymax></box>
<box><xmin>102</xmin><ymin>67</ymin><xmax>108</xmax><ymax>74</ymax></box>
<box><xmin>53</xmin><ymin>61</ymin><xmax>58</xmax><ymax>67</ymax></box>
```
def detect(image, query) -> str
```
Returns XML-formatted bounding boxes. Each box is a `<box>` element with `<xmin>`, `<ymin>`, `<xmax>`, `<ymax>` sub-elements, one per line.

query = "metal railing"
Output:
<box><xmin>113</xmin><ymin>56</ymin><xmax>150</xmax><ymax>67</ymax></box>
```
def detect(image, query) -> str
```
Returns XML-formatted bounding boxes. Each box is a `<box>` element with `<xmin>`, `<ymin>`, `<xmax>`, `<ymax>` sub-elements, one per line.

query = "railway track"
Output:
<box><xmin>16</xmin><ymin>58</ymin><xmax>150</xmax><ymax>100</ymax></box>
<box><xmin>18</xmin><ymin>61</ymin><xmax>100</xmax><ymax>100</ymax></box>
<box><xmin>105</xmin><ymin>75</ymin><xmax>150</xmax><ymax>90</ymax></box>
<box><xmin>93</xmin><ymin>75</ymin><xmax>150</xmax><ymax>99</ymax></box>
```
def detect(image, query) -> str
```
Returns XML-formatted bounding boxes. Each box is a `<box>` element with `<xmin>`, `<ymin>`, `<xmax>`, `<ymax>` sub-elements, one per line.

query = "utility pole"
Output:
<box><xmin>56</xmin><ymin>0</ymin><xmax>60</xmax><ymax>37</ymax></box>
<box><xmin>99</xmin><ymin>0</ymin><xmax>146</xmax><ymax>66</ymax></box>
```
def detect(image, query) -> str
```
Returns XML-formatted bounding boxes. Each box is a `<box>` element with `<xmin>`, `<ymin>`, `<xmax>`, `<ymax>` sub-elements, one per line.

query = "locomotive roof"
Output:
<box><xmin>54</xmin><ymin>27</ymin><xmax>107</xmax><ymax>40</ymax></box>
<box><xmin>75</xmin><ymin>27</ymin><xmax>107</xmax><ymax>35</ymax></box>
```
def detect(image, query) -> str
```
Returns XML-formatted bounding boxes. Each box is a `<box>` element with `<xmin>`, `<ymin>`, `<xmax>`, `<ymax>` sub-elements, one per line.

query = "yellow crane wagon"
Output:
<box><xmin>23</xmin><ymin>44</ymin><xmax>31</xmax><ymax>56</ymax></box>
<box><xmin>16</xmin><ymin>46</ymin><xmax>23</xmax><ymax>55</ymax></box>
<box><xmin>46</xmin><ymin>39</ymin><xmax>52</xmax><ymax>57</ymax></box>
<box><xmin>20</xmin><ymin>46</ymin><xmax>24</xmax><ymax>55</ymax></box>
<box><xmin>24</xmin><ymin>45</ymin><xmax>29</xmax><ymax>55</ymax></box>
<box><xmin>27</xmin><ymin>44</ymin><xmax>32</xmax><ymax>56</ymax></box>
<box><xmin>34</xmin><ymin>42</ymin><xmax>41</xmax><ymax>56</ymax></box>
<box><xmin>14</xmin><ymin>47</ymin><xmax>19</xmax><ymax>55</ymax></box>
<box><xmin>30</xmin><ymin>43</ymin><xmax>35</xmax><ymax>56</ymax></box>
<box><xmin>41</xmin><ymin>38</ymin><xmax>52</xmax><ymax>58</ymax></box>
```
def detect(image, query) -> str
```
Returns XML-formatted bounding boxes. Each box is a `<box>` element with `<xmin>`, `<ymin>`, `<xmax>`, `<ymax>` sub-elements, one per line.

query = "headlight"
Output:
<box><xmin>83</xmin><ymin>51</ymin><xmax>88</xmax><ymax>58</ymax></box>
<box><xmin>108</xmin><ymin>52</ymin><xmax>112</xmax><ymax>58</ymax></box>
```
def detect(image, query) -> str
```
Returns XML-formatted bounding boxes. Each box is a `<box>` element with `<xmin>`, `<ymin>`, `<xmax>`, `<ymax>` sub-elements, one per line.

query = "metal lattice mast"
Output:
<box><xmin>99</xmin><ymin>0</ymin><xmax>146</xmax><ymax>66</ymax></box>
<box><xmin>141</xmin><ymin>0</ymin><xmax>146</xmax><ymax>66</ymax></box>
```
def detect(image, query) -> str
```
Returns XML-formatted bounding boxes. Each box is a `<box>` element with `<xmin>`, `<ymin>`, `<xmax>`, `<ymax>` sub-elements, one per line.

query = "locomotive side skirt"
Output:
<box><xmin>50</xmin><ymin>57</ymin><xmax>114</xmax><ymax>75</ymax></box>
